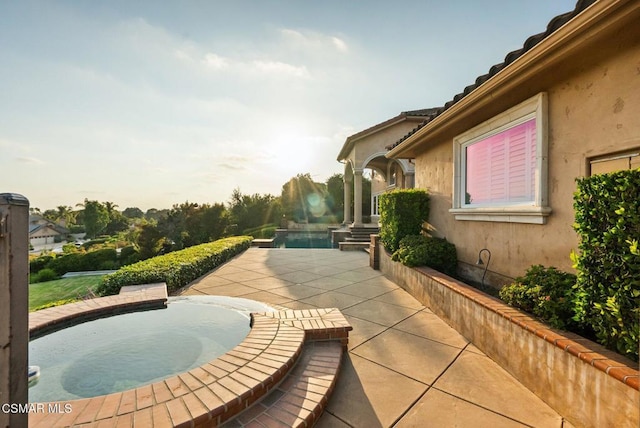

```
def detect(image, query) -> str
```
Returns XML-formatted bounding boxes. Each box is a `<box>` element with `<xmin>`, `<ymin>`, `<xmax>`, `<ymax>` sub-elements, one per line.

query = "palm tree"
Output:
<box><xmin>103</xmin><ymin>201</ymin><xmax>119</xmax><ymax>217</ymax></box>
<box><xmin>55</xmin><ymin>205</ymin><xmax>76</xmax><ymax>226</ymax></box>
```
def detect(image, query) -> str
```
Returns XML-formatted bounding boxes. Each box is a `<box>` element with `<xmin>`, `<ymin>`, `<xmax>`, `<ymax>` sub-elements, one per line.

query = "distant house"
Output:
<box><xmin>29</xmin><ymin>215</ymin><xmax>70</xmax><ymax>247</ymax></box>
<box><xmin>385</xmin><ymin>0</ymin><xmax>640</xmax><ymax>286</ymax></box>
<box><xmin>337</xmin><ymin>108</ymin><xmax>438</xmax><ymax>225</ymax></box>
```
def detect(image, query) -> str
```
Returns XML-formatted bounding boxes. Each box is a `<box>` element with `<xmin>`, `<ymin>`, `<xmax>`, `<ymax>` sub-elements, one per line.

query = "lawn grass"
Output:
<box><xmin>29</xmin><ymin>275</ymin><xmax>104</xmax><ymax>312</ymax></box>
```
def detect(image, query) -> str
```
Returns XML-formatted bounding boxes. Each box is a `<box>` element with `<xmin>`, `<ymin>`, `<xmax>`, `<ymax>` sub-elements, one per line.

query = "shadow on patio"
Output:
<box><xmin>179</xmin><ymin>248</ymin><xmax>566</xmax><ymax>427</ymax></box>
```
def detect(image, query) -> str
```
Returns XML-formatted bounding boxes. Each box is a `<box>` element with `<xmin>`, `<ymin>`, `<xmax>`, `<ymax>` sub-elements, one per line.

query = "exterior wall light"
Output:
<box><xmin>476</xmin><ymin>248</ymin><xmax>491</xmax><ymax>287</ymax></box>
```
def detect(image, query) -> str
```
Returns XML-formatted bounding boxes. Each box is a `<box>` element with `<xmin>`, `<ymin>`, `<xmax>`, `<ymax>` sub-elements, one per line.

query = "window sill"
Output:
<box><xmin>449</xmin><ymin>207</ymin><xmax>552</xmax><ymax>224</ymax></box>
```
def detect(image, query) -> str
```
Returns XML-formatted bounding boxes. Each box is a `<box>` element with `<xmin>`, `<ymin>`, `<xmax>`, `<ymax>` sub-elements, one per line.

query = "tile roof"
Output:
<box><xmin>337</xmin><ymin>107</ymin><xmax>439</xmax><ymax>161</ymax></box>
<box><xmin>386</xmin><ymin>0</ymin><xmax>597</xmax><ymax>151</ymax></box>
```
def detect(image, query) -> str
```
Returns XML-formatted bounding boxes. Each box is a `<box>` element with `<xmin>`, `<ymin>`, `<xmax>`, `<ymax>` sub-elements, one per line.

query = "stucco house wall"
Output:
<box><xmin>390</xmin><ymin>1</ymin><xmax>640</xmax><ymax>285</ymax></box>
<box><xmin>346</xmin><ymin>122</ymin><xmax>420</xmax><ymax>171</ymax></box>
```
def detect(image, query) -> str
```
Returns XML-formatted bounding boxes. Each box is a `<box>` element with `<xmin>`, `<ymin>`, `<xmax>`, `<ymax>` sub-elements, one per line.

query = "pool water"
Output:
<box><xmin>278</xmin><ymin>232</ymin><xmax>332</xmax><ymax>248</ymax></box>
<box><xmin>29</xmin><ymin>296</ymin><xmax>273</xmax><ymax>402</ymax></box>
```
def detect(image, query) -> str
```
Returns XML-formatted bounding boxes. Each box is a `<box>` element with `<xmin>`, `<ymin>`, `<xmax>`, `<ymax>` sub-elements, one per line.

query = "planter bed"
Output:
<box><xmin>378</xmin><ymin>244</ymin><xmax>639</xmax><ymax>428</ymax></box>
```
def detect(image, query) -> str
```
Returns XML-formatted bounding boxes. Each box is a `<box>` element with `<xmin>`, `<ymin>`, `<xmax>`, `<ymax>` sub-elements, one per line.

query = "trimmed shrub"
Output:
<box><xmin>29</xmin><ymin>255</ymin><xmax>54</xmax><ymax>274</ymax></box>
<box><xmin>30</xmin><ymin>268</ymin><xmax>59</xmax><ymax>284</ymax></box>
<box><xmin>392</xmin><ymin>234</ymin><xmax>457</xmax><ymax>276</ymax></box>
<box><xmin>379</xmin><ymin>189</ymin><xmax>430</xmax><ymax>253</ymax></box>
<box><xmin>46</xmin><ymin>248</ymin><xmax>118</xmax><ymax>275</ymax></box>
<box><xmin>82</xmin><ymin>248</ymin><xmax>118</xmax><ymax>270</ymax></box>
<box><xmin>499</xmin><ymin>265</ymin><xmax>579</xmax><ymax>331</ymax></box>
<box><xmin>62</xmin><ymin>243</ymin><xmax>80</xmax><ymax>254</ymax></box>
<box><xmin>45</xmin><ymin>253</ymin><xmax>83</xmax><ymax>276</ymax></box>
<box><xmin>98</xmin><ymin>260</ymin><xmax>119</xmax><ymax>270</ymax></box>
<box><xmin>572</xmin><ymin>169</ymin><xmax>640</xmax><ymax>361</ymax></box>
<box><xmin>96</xmin><ymin>236</ymin><xmax>253</xmax><ymax>296</ymax></box>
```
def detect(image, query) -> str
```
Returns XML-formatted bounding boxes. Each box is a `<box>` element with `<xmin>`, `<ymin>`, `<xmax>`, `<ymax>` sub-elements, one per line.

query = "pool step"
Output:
<box><xmin>251</xmin><ymin>238</ymin><xmax>276</xmax><ymax>248</ymax></box>
<box><xmin>223</xmin><ymin>341</ymin><xmax>343</xmax><ymax>427</ymax></box>
<box><xmin>339</xmin><ymin>241</ymin><xmax>370</xmax><ymax>251</ymax></box>
<box><xmin>348</xmin><ymin>226</ymin><xmax>379</xmax><ymax>242</ymax></box>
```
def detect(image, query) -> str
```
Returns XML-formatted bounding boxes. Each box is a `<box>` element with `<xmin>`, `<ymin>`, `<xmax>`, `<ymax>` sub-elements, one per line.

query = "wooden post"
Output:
<box><xmin>0</xmin><ymin>193</ymin><xmax>29</xmax><ymax>428</ymax></box>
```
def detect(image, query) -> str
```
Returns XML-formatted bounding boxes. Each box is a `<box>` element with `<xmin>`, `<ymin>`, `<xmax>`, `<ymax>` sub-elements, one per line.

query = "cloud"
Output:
<box><xmin>199</xmin><ymin>52</ymin><xmax>310</xmax><ymax>79</ymax></box>
<box><xmin>202</xmin><ymin>53</ymin><xmax>229</xmax><ymax>70</ymax></box>
<box><xmin>15</xmin><ymin>156</ymin><xmax>44</xmax><ymax>164</ymax></box>
<box><xmin>252</xmin><ymin>60</ymin><xmax>310</xmax><ymax>78</ymax></box>
<box><xmin>279</xmin><ymin>28</ymin><xmax>349</xmax><ymax>54</ymax></box>
<box><xmin>217</xmin><ymin>163</ymin><xmax>245</xmax><ymax>171</ymax></box>
<box><xmin>331</xmin><ymin>37</ymin><xmax>349</xmax><ymax>53</ymax></box>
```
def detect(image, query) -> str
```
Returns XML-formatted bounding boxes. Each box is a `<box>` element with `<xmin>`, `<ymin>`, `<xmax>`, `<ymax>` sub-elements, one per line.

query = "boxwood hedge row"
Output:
<box><xmin>96</xmin><ymin>236</ymin><xmax>253</xmax><ymax>296</ymax></box>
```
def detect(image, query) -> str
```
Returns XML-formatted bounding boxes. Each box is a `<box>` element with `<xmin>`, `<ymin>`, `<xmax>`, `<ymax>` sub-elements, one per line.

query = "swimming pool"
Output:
<box><xmin>28</xmin><ymin>296</ymin><xmax>273</xmax><ymax>402</ymax></box>
<box><xmin>278</xmin><ymin>231</ymin><xmax>333</xmax><ymax>248</ymax></box>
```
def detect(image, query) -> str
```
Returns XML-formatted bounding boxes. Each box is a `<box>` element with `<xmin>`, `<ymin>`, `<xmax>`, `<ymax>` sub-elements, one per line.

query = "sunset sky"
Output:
<box><xmin>1</xmin><ymin>0</ymin><xmax>577</xmax><ymax>211</ymax></box>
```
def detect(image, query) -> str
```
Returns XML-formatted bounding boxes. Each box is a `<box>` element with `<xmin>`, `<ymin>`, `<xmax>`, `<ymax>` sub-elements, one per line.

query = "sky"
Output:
<box><xmin>1</xmin><ymin>0</ymin><xmax>578</xmax><ymax>211</ymax></box>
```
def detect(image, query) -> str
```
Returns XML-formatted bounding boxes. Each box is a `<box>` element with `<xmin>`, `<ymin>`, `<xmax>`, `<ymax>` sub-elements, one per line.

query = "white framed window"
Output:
<box><xmin>590</xmin><ymin>150</ymin><xmax>640</xmax><ymax>175</ymax></box>
<box><xmin>450</xmin><ymin>93</ymin><xmax>551</xmax><ymax>224</ymax></box>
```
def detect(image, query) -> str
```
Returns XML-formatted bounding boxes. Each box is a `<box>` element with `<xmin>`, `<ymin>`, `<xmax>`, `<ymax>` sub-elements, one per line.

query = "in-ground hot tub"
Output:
<box><xmin>29</xmin><ymin>295</ymin><xmax>274</xmax><ymax>402</ymax></box>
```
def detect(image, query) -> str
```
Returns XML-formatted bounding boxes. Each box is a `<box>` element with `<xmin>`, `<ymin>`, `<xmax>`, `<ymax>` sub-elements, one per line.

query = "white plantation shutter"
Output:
<box><xmin>465</xmin><ymin>118</ymin><xmax>536</xmax><ymax>205</ymax></box>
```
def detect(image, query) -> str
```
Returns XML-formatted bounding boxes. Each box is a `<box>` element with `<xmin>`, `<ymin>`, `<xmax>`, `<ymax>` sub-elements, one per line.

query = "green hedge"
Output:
<box><xmin>379</xmin><ymin>189</ymin><xmax>430</xmax><ymax>253</ymax></box>
<box><xmin>391</xmin><ymin>234</ymin><xmax>457</xmax><ymax>276</ymax></box>
<box><xmin>499</xmin><ymin>265</ymin><xmax>579</xmax><ymax>331</ymax></box>
<box><xmin>29</xmin><ymin>268</ymin><xmax>59</xmax><ymax>284</ymax></box>
<box><xmin>572</xmin><ymin>169</ymin><xmax>640</xmax><ymax>361</ymax></box>
<box><xmin>37</xmin><ymin>248</ymin><xmax>119</xmax><ymax>276</ymax></box>
<box><xmin>96</xmin><ymin>236</ymin><xmax>253</xmax><ymax>296</ymax></box>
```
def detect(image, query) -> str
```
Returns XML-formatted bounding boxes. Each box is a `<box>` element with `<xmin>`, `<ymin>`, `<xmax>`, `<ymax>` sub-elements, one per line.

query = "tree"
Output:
<box><xmin>81</xmin><ymin>199</ymin><xmax>109</xmax><ymax>238</ymax></box>
<box><xmin>122</xmin><ymin>207</ymin><xmax>144</xmax><ymax>219</ymax></box>
<box><xmin>103</xmin><ymin>201</ymin><xmax>119</xmax><ymax>217</ymax></box>
<box><xmin>228</xmin><ymin>188</ymin><xmax>282</xmax><ymax>233</ymax></box>
<box><xmin>145</xmin><ymin>208</ymin><xmax>168</xmax><ymax>222</ymax></box>
<box><xmin>55</xmin><ymin>205</ymin><xmax>77</xmax><ymax>226</ymax></box>
<box><xmin>325</xmin><ymin>173</ymin><xmax>344</xmax><ymax>222</ymax></box>
<box><xmin>158</xmin><ymin>202</ymin><xmax>195</xmax><ymax>248</ymax></box>
<box><xmin>281</xmin><ymin>174</ymin><xmax>328</xmax><ymax>222</ymax></box>
<box><xmin>136</xmin><ymin>224</ymin><xmax>166</xmax><ymax>259</ymax></box>
<box><xmin>192</xmin><ymin>203</ymin><xmax>229</xmax><ymax>244</ymax></box>
<box><xmin>42</xmin><ymin>209</ymin><xmax>58</xmax><ymax>222</ymax></box>
<box><xmin>105</xmin><ymin>211</ymin><xmax>130</xmax><ymax>235</ymax></box>
<box><xmin>157</xmin><ymin>202</ymin><xmax>229</xmax><ymax>249</ymax></box>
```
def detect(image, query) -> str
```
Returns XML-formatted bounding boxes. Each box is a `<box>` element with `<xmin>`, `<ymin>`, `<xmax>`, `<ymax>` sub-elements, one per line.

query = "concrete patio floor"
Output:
<box><xmin>179</xmin><ymin>248</ymin><xmax>570</xmax><ymax>427</ymax></box>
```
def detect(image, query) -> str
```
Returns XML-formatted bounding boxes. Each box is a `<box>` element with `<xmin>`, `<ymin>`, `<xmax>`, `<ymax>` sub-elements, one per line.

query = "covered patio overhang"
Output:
<box><xmin>337</xmin><ymin>109</ymin><xmax>437</xmax><ymax>226</ymax></box>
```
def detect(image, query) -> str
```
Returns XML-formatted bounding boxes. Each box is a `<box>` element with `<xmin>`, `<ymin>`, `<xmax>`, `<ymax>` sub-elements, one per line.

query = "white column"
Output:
<box><xmin>353</xmin><ymin>170</ymin><xmax>363</xmax><ymax>227</ymax></box>
<box><xmin>343</xmin><ymin>176</ymin><xmax>352</xmax><ymax>225</ymax></box>
<box><xmin>405</xmin><ymin>172</ymin><xmax>415</xmax><ymax>189</ymax></box>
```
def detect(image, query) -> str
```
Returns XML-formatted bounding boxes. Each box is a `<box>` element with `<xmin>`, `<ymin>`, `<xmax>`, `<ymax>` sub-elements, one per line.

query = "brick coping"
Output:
<box><xmin>29</xmin><ymin>283</ymin><xmax>169</xmax><ymax>339</ymax></box>
<box><xmin>28</xmin><ymin>284</ymin><xmax>352</xmax><ymax>427</ymax></box>
<box><xmin>415</xmin><ymin>266</ymin><xmax>640</xmax><ymax>391</ymax></box>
